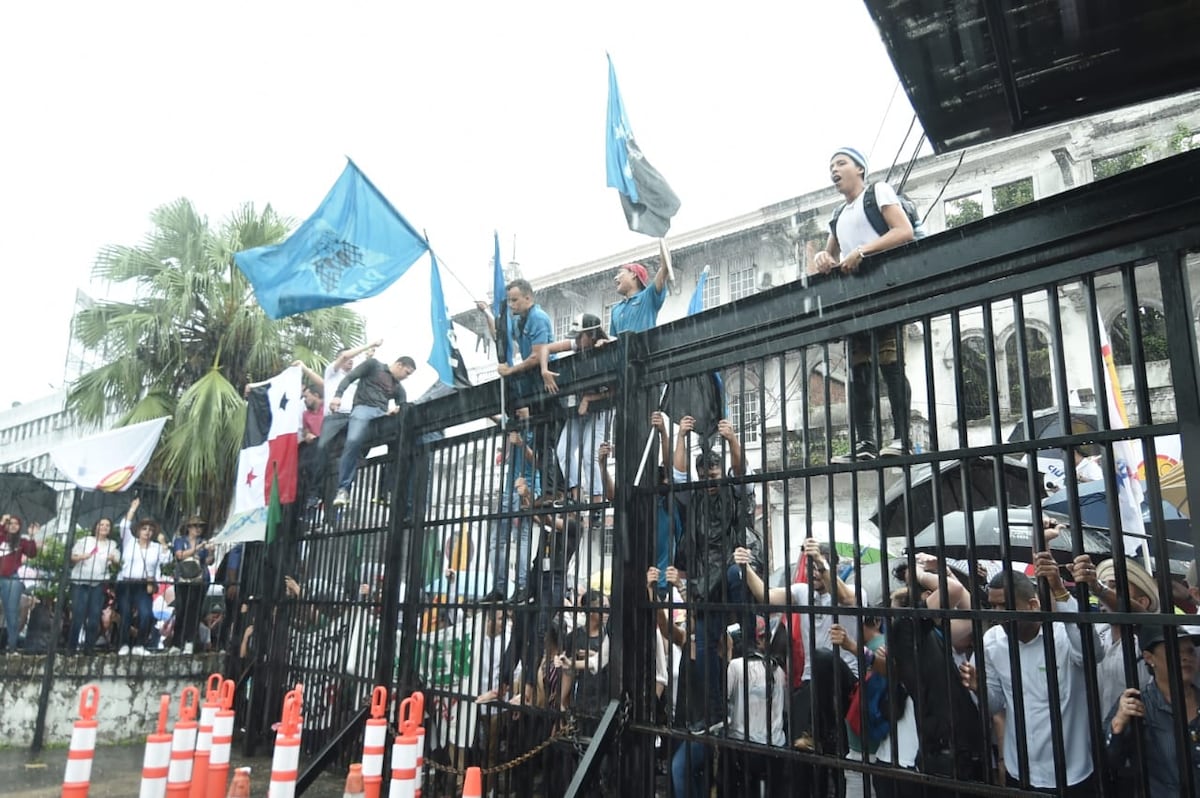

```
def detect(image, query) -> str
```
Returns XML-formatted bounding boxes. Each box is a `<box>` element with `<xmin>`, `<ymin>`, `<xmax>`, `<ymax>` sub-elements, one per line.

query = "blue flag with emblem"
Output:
<box><xmin>492</xmin><ymin>231</ymin><xmax>513</xmax><ymax>366</ymax></box>
<box><xmin>234</xmin><ymin>159</ymin><xmax>429</xmax><ymax>319</ymax></box>
<box><xmin>605</xmin><ymin>54</ymin><xmax>681</xmax><ymax>238</ymax></box>
<box><xmin>428</xmin><ymin>251</ymin><xmax>471</xmax><ymax>389</ymax></box>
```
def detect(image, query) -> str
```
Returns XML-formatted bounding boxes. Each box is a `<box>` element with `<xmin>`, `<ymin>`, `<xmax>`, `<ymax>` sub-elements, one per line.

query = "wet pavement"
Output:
<box><xmin>1</xmin><ymin>744</ymin><xmax>349</xmax><ymax>797</ymax></box>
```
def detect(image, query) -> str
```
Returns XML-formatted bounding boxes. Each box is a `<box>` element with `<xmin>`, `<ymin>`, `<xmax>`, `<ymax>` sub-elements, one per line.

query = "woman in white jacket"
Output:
<box><xmin>67</xmin><ymin>517</ymin><xmax>120</xmax><ymax>653</ymax></box>
<box><xmin>115</xmin><ymin>498</ymin><xmax>169</xmax><ymax>655</ymax></box>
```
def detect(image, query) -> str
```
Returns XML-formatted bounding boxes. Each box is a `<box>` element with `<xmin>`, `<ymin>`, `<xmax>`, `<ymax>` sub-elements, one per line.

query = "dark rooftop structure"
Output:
<box><xmin>866</xmin><ymin>0</ymin><xmax>1200</xmax><ymax>152</ymax></box>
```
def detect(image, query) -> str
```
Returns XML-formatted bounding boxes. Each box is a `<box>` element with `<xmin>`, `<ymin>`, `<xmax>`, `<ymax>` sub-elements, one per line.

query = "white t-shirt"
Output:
<box><xmin>70</xmin><ymin>535</ymin><xmax>120</xmax><ymax>582</ymax></box>
<box><xmin>323</xmin><ymin>362</ymin><xmax>356</xmax><ymax>414</ymax></box>
<box><xmin>788</xmin><ymin>583</ymin><xmax>859</xmax><ymax>680</ymax></box>
<box><xmin>726</xmin><ymin>654</ymin><xmax>787</xmax><ymax>746</ymax></box>
<box><xmin>835</xmin><ymin>182</ymin><xmax>901</xmax><ymax>255</ymax></box>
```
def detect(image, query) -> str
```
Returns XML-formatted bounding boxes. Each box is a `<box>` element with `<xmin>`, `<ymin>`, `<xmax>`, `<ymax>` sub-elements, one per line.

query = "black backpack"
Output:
<box><xmin>829</xmin><ymin>182</ymin><xmax>927</xmax><ymax>240</ymax></box>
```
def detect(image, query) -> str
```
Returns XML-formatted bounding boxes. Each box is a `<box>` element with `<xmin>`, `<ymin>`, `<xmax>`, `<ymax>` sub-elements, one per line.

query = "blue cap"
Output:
<box><xmin>832</xmin><ymin>147</ymin><xmax>869</xmax><ymax>175</ymax></box>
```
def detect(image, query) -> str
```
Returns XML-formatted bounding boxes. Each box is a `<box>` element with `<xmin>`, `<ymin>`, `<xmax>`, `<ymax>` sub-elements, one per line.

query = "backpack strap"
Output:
<box><xmin>861</xmin><ymin>183</ymin><xmax>890</xmax><ymax>237</ymax></box>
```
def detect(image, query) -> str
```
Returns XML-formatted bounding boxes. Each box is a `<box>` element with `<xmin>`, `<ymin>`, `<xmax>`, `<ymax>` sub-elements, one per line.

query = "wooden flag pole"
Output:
<box><xmin>659</xmin><ymin>238</ymin><xmax>675</xmax><ymax>287</ymax></box>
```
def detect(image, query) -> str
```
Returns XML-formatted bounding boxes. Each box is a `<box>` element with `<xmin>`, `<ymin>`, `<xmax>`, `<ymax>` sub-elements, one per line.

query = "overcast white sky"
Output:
<box><xmin>0</xmin><ymin>1</ymin><xmax>921</xmax><ymax>408</ymax></box>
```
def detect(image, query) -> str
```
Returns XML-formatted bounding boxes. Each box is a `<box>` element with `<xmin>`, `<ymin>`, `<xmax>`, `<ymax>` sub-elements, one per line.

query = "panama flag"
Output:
<box><xmin>233</xmin><ymin>365</ymin><xmax>303</xmax><ymax>513</ymax></box>
<box><xmin>50</xmin><ymin>416</ymin><xmax>168</xmax><ymax>492</ymax></box>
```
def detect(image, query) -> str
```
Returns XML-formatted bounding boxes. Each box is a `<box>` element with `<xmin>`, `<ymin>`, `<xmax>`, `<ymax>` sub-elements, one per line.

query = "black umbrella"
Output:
<box><xmin>871</xmin><ymin>457</ymin><xmax>1035</xmax><ymax>539</ymax></box>
<box><xmin>1007</xmin><ymin>408</ymin><xmax>1100</xmax><ymax>467</ymax></box>
<box><xmin>1044</xmin><ymin>480</ymin><xmax>1190</xmax><ymax>543</ymax></box>
<box><xmin>908</xmin><ymin>507</ymin><xmax>1111</xmax><ymax>564</ymax></box>
<box><xmin>0</xmin><ymin>472</ymin><xmax>59</xmax><ymax>526</ymax></box>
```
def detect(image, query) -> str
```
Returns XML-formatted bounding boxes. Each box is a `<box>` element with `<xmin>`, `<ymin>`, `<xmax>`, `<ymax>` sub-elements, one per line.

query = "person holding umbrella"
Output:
<box><xmin>0</xmin><ymin>514</ymin><xmax>38</xmax><ymax>652</ymax></box>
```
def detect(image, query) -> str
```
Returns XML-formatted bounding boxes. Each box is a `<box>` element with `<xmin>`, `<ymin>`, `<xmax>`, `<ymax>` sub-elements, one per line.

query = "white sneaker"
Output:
<box><xmin>131</xmin><ymin>645</ymin><xmax>148</xmax><ymax>656</ymax></box>
<box><xmin>880</xmin><ymin>439</ymin><xmax>907</xmax><ymax>457</ymax></box>
<box><xmin>117</xmin><ymin>645</ymin><xmax>131</xmax><ymax>656</ymax></box>
<box><xmin>333</xmin><ymin>490</ymin><xmax>350</xmax><ymax>506</ymax></box>
<box><xmin>183</xmin><ymin>642</ymin><xmax>194</xmax><ymax>655</ymax></box>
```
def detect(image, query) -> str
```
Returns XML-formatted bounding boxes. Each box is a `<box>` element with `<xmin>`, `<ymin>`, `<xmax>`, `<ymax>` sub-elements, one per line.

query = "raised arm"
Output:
<box><xmin>654</xmin><ymin>239</ymin><xmax>672</xmax><ymax>293</ymax></box>
<box><xmin>292</xmin><ymin>360</ymin><xmax>324</xmax><ymax>391</ymax></box>
<box><xmin>733</xmin><ymin>546</ymin><xmax>789</xmax><ymax>605</ymax></box>
<box><xmin>673</xmin><ymin>415</ymin><xmax>694</xmax><ymax>475</ymax></box>
<box><xmin>716</xmin><ymin>419</ymin><xmax>745</xmax><ymax>476</ymax></box>
<box><xmin>333</xmin><ymin>339</ymin><xmax>382</xmax><ymax>371</ymax></box>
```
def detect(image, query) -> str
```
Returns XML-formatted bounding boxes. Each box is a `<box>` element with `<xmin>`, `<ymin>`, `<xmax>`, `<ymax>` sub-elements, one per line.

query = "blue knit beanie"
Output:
<box><xmin>832</xmin><ymin>147</ymin><xmax>869</xmax><ymax>175</ymax></box>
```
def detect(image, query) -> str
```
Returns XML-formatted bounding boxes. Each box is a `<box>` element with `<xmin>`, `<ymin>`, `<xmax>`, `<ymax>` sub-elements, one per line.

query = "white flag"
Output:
<box><xmin>50</xmin><ymin>416</ymin><xmax>169</xmax><ymax>492</ymax></box>
<box><xmin>1096</xmin><ymin>316</ymin><xmax>1147</xmax><ymax>555</ymax></box>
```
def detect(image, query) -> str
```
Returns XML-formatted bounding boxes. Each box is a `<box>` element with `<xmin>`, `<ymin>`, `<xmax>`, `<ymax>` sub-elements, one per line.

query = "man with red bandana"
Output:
<box><xmin>610</xmin><ymin>257</ymin><xmax>670</xmax><ymax>336</ymax></box>
<box><xmin>0</xmin><ymin>514</ymin><xmax>37</xmax><ymax>652</ymax></box>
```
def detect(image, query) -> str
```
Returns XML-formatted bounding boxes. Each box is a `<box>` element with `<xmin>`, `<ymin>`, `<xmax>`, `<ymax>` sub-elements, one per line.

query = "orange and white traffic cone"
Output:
<box><xmin>461</xmin><ymin>767</ymin><xmax>482</xmax><ymax>798</ymax></box>
<box><xmin>206</xmin><ymin>679</ymin><xmax>236</xmax><ymax>798</ymax></box>
<box><xmin>360</xmin><ymin>687</ymin><xmax>388</xmax><ymax>798</ymax></box>
<box><xmin>166</xmin><ymin>686</ymin><xmax>201</xmax><ymax>797</ymax></box>
<box><xmin>225</xmin><ymin>767</ymin><xmax>251</xmax><ymax>798</ymax></box>
<box><xmin>267</xmin><ymin>686</ymin><xmax>303</xmax><ymax>798</ymax></box>
<box><xmin>140</xmin><ymin>694</ymin><xmax>173</xmax><ymax>798</ymax></box>
<box><xmin>342</xmin><ymin>763</ymin><xmax>365</xmax><ymax>798</ymax></box>
<box><xmin>189</xmin><ymin>674</ymin><xmax>222</xmax><ymax>798</ymax></box>
<box><xmin>387</xmin><ymin>728</ymin><xmax>417</xmax><ymax>798</ymax></box>
<box><xmin>401</xmin><ymin>692</ymin><xmax>426</xmax><ymax>798</ymax></box>
<box><xmin>62</xmin><ymin>684</ymin><xmax>101</xmax><ymax>798</ymax></box>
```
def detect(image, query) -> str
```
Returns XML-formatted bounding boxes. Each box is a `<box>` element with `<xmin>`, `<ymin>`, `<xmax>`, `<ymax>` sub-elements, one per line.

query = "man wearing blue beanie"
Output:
<box><xmin>813</xmin><ymin>148</ymin><xmax>916</xmax><ymax>461</ymax></box>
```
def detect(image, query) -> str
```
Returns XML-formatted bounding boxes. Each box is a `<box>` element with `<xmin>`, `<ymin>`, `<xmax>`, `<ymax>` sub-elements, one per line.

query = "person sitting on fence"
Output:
<box><xmin>115</xmin><ymin>498</ymin><xmax>170</xmax><ymax>656</ymax></box>
<box><xmin>493</xmin><ymin>279</ymin><xmax>554</xmax><ymax>406</ymax></box>
<box><xmin>0</xmin><ymin>513</ymin><xmax>38</xmax><ymax>653</ymax></box>
<box><xmin>68</xmin><ymin>516</ymin><xmax>120</xmax><ymax>654</ymax></box>
<box><xmin>812</xmin><ymin>147</ymin><xmax>915</xmax><ymax>461</ymax></box>
<box><xmin>960</xmin><ymin>559</ymin><xmax>1103</xmax><ymax>795</ymax></box>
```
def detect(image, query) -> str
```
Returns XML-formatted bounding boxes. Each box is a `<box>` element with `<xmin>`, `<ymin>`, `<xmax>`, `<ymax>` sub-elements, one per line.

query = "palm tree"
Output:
<box><xmin>68</xmin><ymin>198</ymin><xmax>365</xmax><ymax>524</ymax></box>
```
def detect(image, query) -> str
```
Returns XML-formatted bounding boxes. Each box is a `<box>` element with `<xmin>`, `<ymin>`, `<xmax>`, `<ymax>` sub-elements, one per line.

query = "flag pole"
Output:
<box><xmin>634</xmin><ymin>384</ymin><xmax>671</xmax><ymax>486</ymax></box>
<box><xmin>659</xmin><ymin>238</ymin><xmax>675</xmax><ymax>287</ymax></box>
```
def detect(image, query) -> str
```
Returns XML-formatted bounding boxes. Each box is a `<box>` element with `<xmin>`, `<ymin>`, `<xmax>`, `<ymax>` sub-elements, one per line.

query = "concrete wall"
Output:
<box><xmin>0</xmin><ymin>654</ymin><xmax>223</xmax><ymax>748</ymax></box>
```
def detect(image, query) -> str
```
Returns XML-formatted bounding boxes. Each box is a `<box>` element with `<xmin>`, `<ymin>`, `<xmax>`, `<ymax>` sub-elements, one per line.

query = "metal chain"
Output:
<box><xmin>426</xmin><ymin>717</ymin><xmax>577</xmax><ymax>777</ymax></box>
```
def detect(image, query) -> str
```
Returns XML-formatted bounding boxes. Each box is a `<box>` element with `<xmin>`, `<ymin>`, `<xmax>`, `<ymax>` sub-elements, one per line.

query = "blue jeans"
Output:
<box><xmin>671</xmin><ymin>741</ymin><xmax>712</xmax><ymax>798</ymax></box>
<box><xmin>489</xmin><ymin>487</ymin><xmax>531</xmax><ymax>594</ymax></box>
<box><xmin>337</xmin><ymin>405</ymin><xmax>386</xmax><ymax>492</ymax></box>
<box><xmin>69</xmin><ymin>582</ymin><xmax>105</xmax><ymax>652</ymax></box>
<box><xmin>0</xmin><ymin>576</ymin><xmax>23</xmax><ymax>649</ymax></box>
<box><xmin>116</xmin><ymin>580</ymin><xmax>155</xmax><ymax>648</ymax></box>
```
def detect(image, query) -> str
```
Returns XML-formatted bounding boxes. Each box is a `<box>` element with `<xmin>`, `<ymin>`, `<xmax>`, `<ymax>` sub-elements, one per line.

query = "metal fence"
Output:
<box><xmin>256</xmin><ymin>148</ymin><xmax>1200</xmax><ymax>797</ymax></box>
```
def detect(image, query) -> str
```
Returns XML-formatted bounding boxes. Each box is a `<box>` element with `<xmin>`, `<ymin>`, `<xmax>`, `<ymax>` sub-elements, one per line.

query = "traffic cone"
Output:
<box><xmin>139</xmin><ymin>695</ymin><xmax>173</xmax><ymax>798</ymax></box>
<box><xmin>206</xmin><ymin>679</ymin><xmax>236</xmax><ymax>798</ymax></box>
<box><xmin>400</xmin><ymin>691</ymin><xmax>426</xmax><ymax>798</ymax></box>
<box><xmin>62</xmin><ymin>684</ymin><xmax>101</xmax><ymax>798</ymax></box>
<box><xmin>461</xmin><ymin>767</ymin><xmax>482</xmax><ymax>798</ymax></box>
<box><xmin>166</xmin><ymin>687</ymin><xmax>201</xmax><ymax>797</ymax></box>
<box><xmin>190</xmin><ymin>674</ymin><xmax>223</xmax><ymax>798</ymax></box>
<box><xmin>342</xmin><ymin>763</ymin><xmax>365</xmax><ymax>798</ymax></box>
<box><xmin>267</xmin><ymin>686</ymin><xmax>303</xmax><ymax>798</ymax></box>
<box><xmin>360</xmin><ymin>687</ymin><xmax>388</xmax><ymax>798</ymax></box>
<box><xmin>387</xmin><ymin>729</ymin><xmax>417</xmax><ymax>798</ymax></box>
<box><xmin>225</xmin><ymin>767</ymin><xmax>251</xmax><ymax>798</ymax></box>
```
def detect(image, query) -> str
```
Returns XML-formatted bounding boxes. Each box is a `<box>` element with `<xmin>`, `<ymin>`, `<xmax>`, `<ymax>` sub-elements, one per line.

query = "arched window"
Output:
<box><xmin>1110</xmin><ymin>305</ymin><xmax>1169</xmax><ymax>365</ymax></box>
<box><xmin>961</xmin><ymin>335</ymin><xmax>991</xmax><ymax>422</ymax></box>
<box><xmin>1006</xmin><ymin>327</ymin><xmax>1053</xmax><ymax>415</ymax></box>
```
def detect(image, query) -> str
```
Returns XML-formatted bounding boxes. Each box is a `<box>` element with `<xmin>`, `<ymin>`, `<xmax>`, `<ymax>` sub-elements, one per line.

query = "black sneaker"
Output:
<box><xmin>832</xmin><ymin>441</ymin><xmax>878</xmax><ymax>464</ymax></box>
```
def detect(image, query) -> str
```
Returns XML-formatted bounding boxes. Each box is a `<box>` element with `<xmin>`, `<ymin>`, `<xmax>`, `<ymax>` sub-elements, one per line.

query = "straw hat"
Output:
<box><xmin>1096</xmin><ymin>558</ymin><xmax>1159</xmax><ymax>613</ymax></box>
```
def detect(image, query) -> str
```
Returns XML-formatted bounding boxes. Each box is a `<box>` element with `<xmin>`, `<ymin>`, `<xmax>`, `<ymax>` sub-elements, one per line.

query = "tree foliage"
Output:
<box><xmin>68</xmin><ymin>199</ymin><xmax>365</xmax><ymax>524</ymax></box>
<box><xmin>944</xmin><ymin>196</ymin><xmax>984</xmax><ymax>229</ymax></box>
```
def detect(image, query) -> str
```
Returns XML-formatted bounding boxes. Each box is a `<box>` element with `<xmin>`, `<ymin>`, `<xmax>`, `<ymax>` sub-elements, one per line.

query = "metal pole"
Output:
<box><xmin>31</xmin><ymin>486</ymin><xmax>82</xmax><ymax>755</ymax></box>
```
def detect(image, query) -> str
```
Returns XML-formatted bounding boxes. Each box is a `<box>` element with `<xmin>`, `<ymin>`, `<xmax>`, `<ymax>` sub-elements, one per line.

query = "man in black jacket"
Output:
<box><xmin>329</xmin><ymin>355</ymin><xmax>415</xmax><ymax>506</ymax></box>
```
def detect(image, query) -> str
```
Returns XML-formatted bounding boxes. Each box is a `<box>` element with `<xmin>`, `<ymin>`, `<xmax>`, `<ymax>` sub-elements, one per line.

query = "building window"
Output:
<box><xmin>554</xmin><ymin>310</ymin><xmax>573</xmax><ymax>341</ymax></box>
<box><xmin>702</xmin><ymin>274</ymin><xmax>722</xmax><ymax>309</ymax></box>
<box><xmin>1110</xmin><ymin>305</ymin><xmax>1169</xmax><ymax>365</ymax></box>
<box><xmin>1005</xmin><ymin>327</ymin><xmax>1053</xmax><ymax>415</ymax></box>
<box><xmin>727</xmin><ymin>389</ymin><xmax>760</xmax><ymax>443</ymax></box>
<box><xmin>944</xmin><ymin>192</ymin><xmax>984</xmax><ymax>229</ymax></box>
<box><xmin>729</xmin><ymin>263</ymin><xmax>757</xmax><ymax>302</ymax></box>
<box><xmin>992</xmin><ymin>177</ymin><xmax>1034</xmax><ymax>213</ymax></box>
<box><xmin>603</xmin><ymin>302</ymin><xmax>615</xmax><ymax>334</ymax></box>
<box><xmin>1092</xmin><ymin>147</ymin><xmax>1148</xmax><ymax>181</ymax></box>
<box><xmin>960</xmin><ymin>336</ymin><xmax>992</xmax><ymax>422</ymax></box>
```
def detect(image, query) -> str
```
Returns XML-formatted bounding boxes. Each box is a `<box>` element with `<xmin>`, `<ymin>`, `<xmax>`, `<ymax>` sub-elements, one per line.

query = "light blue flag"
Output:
<box><xmin>234</xmin><ymin>160</ymin><xmax>429</xmax><ymax>319</ymax></box>
<box><xmin>605</xmin><ymin>54</ymin><xmax>681</xmax><ymax>237</ymax></box>
<box><xmin>428</xmin><ymin>252</ymin><xmax>470</xmax><ymax>388</ymax></box>
<box><xmin>605</xmin><ymin>54</ymin><xmax>639</xmax><ymax>202</ymax></box>
<box><xmin>688</xmin><ymin>265</ymin><xmax>710</xmax><ymax>316</ymax></box>
<box><xmin>492</xmin><ymin>231</ymin><xmax>513</xmax><ymax>366</ymax></box>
